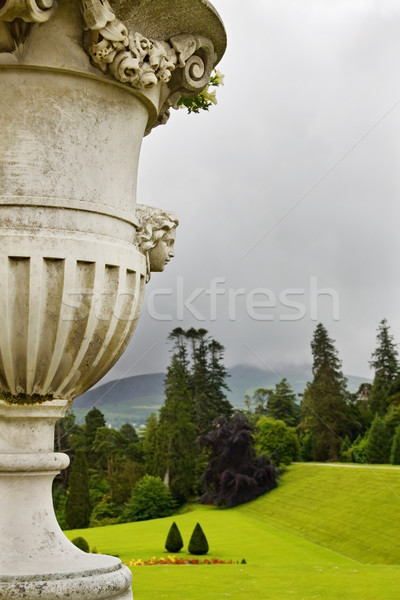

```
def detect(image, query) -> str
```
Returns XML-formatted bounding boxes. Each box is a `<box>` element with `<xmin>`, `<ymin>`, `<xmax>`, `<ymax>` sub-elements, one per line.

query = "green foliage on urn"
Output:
<box><xmin>188</xmin><ymin>523</ymin><xmax>209</xmax><ymax>555</ymax></box>
<box><xmin>178</xmin><ymin>69</ymin><xmax>224</xmax><ymax>114</ymax></box>
<box><xmin>165</xmin><ymin>521</ymin><xmax>184</xmax><ymax>553</ymax></box>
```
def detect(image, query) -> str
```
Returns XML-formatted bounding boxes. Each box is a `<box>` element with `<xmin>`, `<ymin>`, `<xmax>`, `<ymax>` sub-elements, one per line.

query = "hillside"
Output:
<box><xmin>238</xmin><ymin>462</ymin><xmax>400</xmax><ymax>565</ymax></box>
<box><xmin>73</xmin><ymin>364</ymin><xmax>370</xmax><ymax>427</ymax></box>
<box><xmin>66</xmin><ymin>463</ymin><xmax>400</xmax><ymax>600</ymax></box>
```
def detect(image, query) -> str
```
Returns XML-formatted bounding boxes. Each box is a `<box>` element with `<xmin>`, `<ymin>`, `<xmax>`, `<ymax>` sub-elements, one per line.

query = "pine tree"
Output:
<box><xmin>205</xmin><ymin>338</ymin><xmax>233</xmax><ymax>424</ymax></box>
<box><xmin>84</xmin><ymin>407</ymin><xmax>106</xmax><ymax>468</ymax></box>
<box><xmin>156</xmin><ymin>329</ymin><xmax>197</xmax><ymax>503</ymax></box>
<box><xmin>369</xmin><ymin>319</ymin><xmax>399</xmax><ymax>415</ymax></box>
<box><xmin>301</xmin><ymin>323</ymin><xmax>349</xmax><ymax>461</ymax></box>
<box><xmin>84</xmin><ymin>407</ymin><xmax>106</xmax><ymax>448</ymax></box>
<box><xmin>143</xmin><ymin>413</ymin><xmax>159</xmax><ymax>476</ymax></box>
<box><xmin>188</xmin><ymin>329</ymin><xmax>232</xmax><ymax>434</ymax></box>
<box><xmin>155</xmin><ymin>328</ymin><xmax>232</xmax><ymax>504</ymax></box>
<box><xmin>65</xmin><ymin>449</ymin><xmax>91</xmax><ymax>529</ymax></box>
<box><xmin>188</xmin><ymin>523</ymin><xmax>209</xmax><ymax>555</ymax></box>
<box><xmin>365</xmin><ymin>415</ymin><xmax>391</xmax><ymax>464</ymax></box>
<box><xmin>266</xmin><ymin>378</ymin><xmax>301</xmax><ymax>426</ymax></box>
<box><xmin>390</xmin><ymin>425</ymin><xmax>400</xmax><ymax>465</ymax></box>
<box><xmin>165</xmin><ymin>521</ymin><xmax>184</xmax><ymax>552</ymax></box>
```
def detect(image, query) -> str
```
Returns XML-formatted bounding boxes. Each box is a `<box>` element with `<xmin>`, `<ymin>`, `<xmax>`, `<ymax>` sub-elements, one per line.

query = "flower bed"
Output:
<box><xmin>125</xmin><ymin>555</ymin><xmax>240</xmax><ymax>566</ymax></box>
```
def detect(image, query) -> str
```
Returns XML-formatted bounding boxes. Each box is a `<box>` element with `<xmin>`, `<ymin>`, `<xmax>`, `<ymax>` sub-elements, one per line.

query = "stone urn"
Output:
<box><xmin>0</xmin><ymin>1</ymin><xmax>226</xmax><ymax>597</ymax></box>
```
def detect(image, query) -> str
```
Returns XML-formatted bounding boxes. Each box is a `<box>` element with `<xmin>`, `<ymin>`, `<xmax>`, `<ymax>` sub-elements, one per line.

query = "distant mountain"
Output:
<box><xmin>73</xmin><ymin>364</ymin><xmax>371</xmax><ymax>428</ymax></box>
<box><xmin>74</xmin><ymin>373</ymin><xmax>165</xmax><ymax>428</ymax></box>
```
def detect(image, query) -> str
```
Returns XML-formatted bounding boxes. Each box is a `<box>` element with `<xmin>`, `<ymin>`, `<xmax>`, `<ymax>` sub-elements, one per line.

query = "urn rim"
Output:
<box><xmin>110</xmin><ymin>0</ymin><xmax>227</xmax><ymax>63</ymax></box>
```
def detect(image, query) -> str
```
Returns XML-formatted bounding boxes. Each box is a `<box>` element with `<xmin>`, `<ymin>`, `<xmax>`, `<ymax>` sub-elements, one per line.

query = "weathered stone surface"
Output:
<box><xmin>0</xmin><ymin>401</ymin><xmax>133</xmax><ymax>598</ymax></box>
<box><xmin>0</xmin><ymin>0</ymin><xmax>226</xmax><ymax>597</ymax></box>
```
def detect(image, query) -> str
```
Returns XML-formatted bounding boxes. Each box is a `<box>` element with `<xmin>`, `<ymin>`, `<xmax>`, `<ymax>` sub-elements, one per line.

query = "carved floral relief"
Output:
<box><xmin>81</xmin><ymin>0</ymin><xmax>216</xmax><ymax>94</ymax></box>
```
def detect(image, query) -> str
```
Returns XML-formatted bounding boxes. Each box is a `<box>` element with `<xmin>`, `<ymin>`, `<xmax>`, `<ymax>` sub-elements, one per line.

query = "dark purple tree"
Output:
<box><xmin>197</xmin><ymin>413</ymin><xmax>277</xmax><ymax>507</ymax></box>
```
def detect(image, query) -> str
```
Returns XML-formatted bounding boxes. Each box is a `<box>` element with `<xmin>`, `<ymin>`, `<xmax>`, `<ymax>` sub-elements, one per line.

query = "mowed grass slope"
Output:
<box><xmin>239</xmin><ymin>463</ymin><xmax>400</xmax><ymax>564</ymax></box>
<box><xmin>66</xmin><ymin>464</ymin><xmax>400</xmax><ymax>600</ymax></box>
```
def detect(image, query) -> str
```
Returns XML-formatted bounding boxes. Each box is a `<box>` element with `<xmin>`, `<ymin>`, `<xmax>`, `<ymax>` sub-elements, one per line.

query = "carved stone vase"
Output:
<box><xmin>0</xmin><ymin>1</ymin><xmax>226</xmax><ymax>597</ymax></box>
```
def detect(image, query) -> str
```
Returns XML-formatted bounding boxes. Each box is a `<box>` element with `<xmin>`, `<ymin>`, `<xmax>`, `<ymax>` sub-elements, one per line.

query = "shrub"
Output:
<box><xmin>198</xmin><ymin>414</ymin><xmax>277</xmax><ymax>507</ymax></box>
<box><xmin>123</xmin><ymin>475</ymin><xmax>176</xmax><ymax>522</ymax></box>
<box><xmin>71</xmin><ymin>536</ymin><xmax>90</xmax><ymax>553</ymax></box>
<box><xmin>339</xmin><ymin>435</ymin><xmax>352</xmax><ymax>463</ymax></box>
<box><xmin>188</xmin><ymin>523</ymin><xmax>209</xmax><ymax>555</ymax></box>
<box><xmin>89</xmin><ymin>496</ymin><xmax>123</xmax><ymax>527</ymax></box>
<box><xmin>255</xmin><ymin>417</ymin><xmax>300</xmax><ymax>466</ymax></box>
<box><xmin>165</xmin><ymin>521</ymin><xmax>184</xmax><ymax>552</ymax></box>
<box><xmin>350</xmin><ymin>435</ymin><xmax>368</xmax><ymax>463</ymax></box>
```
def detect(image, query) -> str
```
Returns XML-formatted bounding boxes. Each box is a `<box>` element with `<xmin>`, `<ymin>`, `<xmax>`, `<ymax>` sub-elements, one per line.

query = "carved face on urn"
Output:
<box><xmin>148</xmin><ymin>229</ymin><xmax>176</xmax><ymax>271</ymax></box>
<box><xmin>135</xmin><ymin>204</ymin><xmax>178</xmax><ymax>279</ymax></box>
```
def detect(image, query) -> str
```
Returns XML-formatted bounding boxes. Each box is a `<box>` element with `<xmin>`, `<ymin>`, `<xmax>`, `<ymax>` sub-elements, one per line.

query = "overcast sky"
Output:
<box><xmin>101</xmin><ymin>0</ymin><xmax>400</xmax><ymax>385</ymax></box>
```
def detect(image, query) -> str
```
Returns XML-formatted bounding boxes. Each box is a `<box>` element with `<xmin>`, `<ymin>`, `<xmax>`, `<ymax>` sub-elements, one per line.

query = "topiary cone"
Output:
<box><xmin>188</xmin><ymin>522</ymin><xmax>209</xmax><ymax>555</ymax></box>
<box><xmin>165</xmin><ymin>521</ymin><xmax>184</xmax><ymax>553</ymax></box>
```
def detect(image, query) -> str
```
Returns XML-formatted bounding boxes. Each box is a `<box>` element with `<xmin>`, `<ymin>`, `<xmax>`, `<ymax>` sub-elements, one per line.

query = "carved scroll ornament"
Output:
<box><xmin>81</xmin><ymin>0</ymin><xmax>216</xmax><ymax>95</ymax></box>
<box><xmin>0</xmin><ymin>0</ymin><xmax>56</xmax><ymax>22</ymax></box>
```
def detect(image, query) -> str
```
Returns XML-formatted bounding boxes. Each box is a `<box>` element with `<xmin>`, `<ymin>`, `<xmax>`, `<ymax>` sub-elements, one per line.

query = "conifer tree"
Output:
<box><xmin>84</xmin><ymin>407</ymin><xmax>106</xmax><ymax>448</ymax></box>
<box><xmin>390</xmin><ymin>425</ymin><xmax>400</xmax><ymax>465</ymax></box>
<box><xmin>266</xmin><ymin>378</ymin><xmax>301</xmax><ymax>426</ymax></box>
<box><xmin>156</xmin><ymin>328</ymin><xmax>197</xmax><ymax>503</ymax></box>
<box><xmin>156</xmin><ymin>328</ymin><xmax>232</xmax><ymax>504</ymax></box>
<box><xmin>205</xmin><ymin>338</ymin><xmax>233</xmax><ymax>425</ymax></box>
<box><xmin>143</xmin><ymin>413</ymin><xmax>160</xmax><ymax>476</ymax></box>
<box><xmin>369</xmin><ymin>319</ymin><xmax>399</xmax><ymax>415</ymax></box>
<box><xmin>165</xmin><ymin>521</ymin><xmax>184</xmax><ymax>553</ymax></box>
<box><xmin>189</xmin><ymin>330</ymin><xmax>232</xmax><ymax>434</ymax></box>
<box><xmin>365</xmin><ymin>415</ymin><xmax>391</xmax><ymax>464</ymax></box>
<box><xmin>302</xmin><ymin>323</ymin><xmax>349</xmax><ymax>461</ymax></box>
<box><xmin>84</xmin><ymin>407</ymin><xmax>106</xmax><ymax>468</ymax></box>
<box><xmin>65</xmin><ymin>449</ymin><xmax>91</xmax><ymax>529</ymax></box>
<box><xmin>188</xmin><ymin>523</ymin><xmax>209</xmax><ymax>555</ymax></box>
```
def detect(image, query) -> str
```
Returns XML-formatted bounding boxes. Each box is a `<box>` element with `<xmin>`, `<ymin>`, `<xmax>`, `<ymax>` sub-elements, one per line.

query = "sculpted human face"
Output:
<box><xmin>148</xmin><ymin>229</ymin><xmax>176</xmax><ymax>272</ymax></box>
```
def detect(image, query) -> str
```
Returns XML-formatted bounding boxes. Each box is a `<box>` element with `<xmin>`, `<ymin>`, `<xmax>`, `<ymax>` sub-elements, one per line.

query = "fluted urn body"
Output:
<box><xmin>0</xmin><ymin>0</ymin><xmax>226</xmax><ymax>597</ymax></box>
<box><xmin>0</xmin><ymin>68</ymin><xmax>148</xmax><ymax>401</ymax></box>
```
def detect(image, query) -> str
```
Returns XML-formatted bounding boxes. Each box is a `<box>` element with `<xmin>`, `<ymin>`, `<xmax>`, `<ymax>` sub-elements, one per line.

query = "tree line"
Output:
<box><xmin>54</xmin><ymin>318</ymin><xmax>400</xmax><ymax>528</ymax></box>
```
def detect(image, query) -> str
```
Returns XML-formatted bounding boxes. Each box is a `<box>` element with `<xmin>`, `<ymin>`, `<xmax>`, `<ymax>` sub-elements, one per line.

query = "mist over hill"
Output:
<box><xmin>73</xmin><ymin>364</ymin><xmax>370</xmax><ymax>428</ymax></box>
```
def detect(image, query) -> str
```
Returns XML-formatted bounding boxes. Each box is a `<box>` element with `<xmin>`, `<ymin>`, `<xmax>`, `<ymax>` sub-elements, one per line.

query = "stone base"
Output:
<box><xmin>0</xmin><ymin>400</ymin><xmax>133</xmax><ymax>599</ymax></box>
<box><xmin>0</xmin><ymin>562</ymin><xmax>133</xmax><ymax>599</ymax></box>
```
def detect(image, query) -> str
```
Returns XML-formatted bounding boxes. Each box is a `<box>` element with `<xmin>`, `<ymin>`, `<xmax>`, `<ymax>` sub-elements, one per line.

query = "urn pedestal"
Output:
<box><xmin>0</xmin><ymin>0</ymin><xmax>226</xmax><ymax>597</ymax></box>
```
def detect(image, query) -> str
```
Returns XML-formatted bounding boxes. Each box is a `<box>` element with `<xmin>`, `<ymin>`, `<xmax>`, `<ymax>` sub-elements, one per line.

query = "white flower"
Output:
<box><xmin>201</xmin><ymin>88</ymin><xmax>217</xmax><ymax>105</ymax></box>
<box><xmin>213</xmin><ymin>69</ymin><xmax>225</xmax><ymax>86</ymax></box>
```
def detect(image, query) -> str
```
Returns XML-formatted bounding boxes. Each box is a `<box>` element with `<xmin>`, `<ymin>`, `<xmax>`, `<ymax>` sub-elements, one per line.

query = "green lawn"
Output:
<box><xmin>240</xmin><ymin>462</ymin><xmax>400</xmax><ymax>564</ymax></box>
<box><xmin>65</xmin><ymin>464</ymin><xmax>400</xmax><ymax>599</ymax></box>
